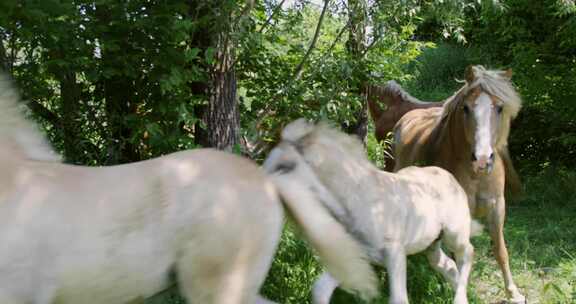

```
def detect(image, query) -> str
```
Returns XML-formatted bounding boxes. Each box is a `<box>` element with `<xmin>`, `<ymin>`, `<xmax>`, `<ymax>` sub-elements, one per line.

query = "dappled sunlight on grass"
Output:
<box><xmin>470</xmin><ymin>170</ymin><xmax>576</xmax><ymax>304</ymax></box>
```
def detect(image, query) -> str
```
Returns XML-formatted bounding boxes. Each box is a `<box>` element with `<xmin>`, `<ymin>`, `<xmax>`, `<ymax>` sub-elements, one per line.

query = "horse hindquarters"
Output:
<box><xmin>175</xmin><ymin>197</ymin><xmax>283</xmax><ymax>304</ymax></box>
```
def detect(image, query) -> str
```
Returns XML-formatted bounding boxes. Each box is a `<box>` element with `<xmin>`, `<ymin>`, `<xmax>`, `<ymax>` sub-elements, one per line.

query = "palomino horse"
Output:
<box><xmin>0</xmin><ymin>75</ymin><xmax>378</xmax><ymax>304</ymax></box>
<box><xmin>367</xmin><ymin>81</ymin><xmax>442</xmax><ymax>171</ymax></box>
<box><xmin>265</xmin><ymin>119</ymin><xmax>479</xmax><ymax>304</ymax></box>
<box><xmin>367</xmin><ymin>79</ymin><xmax>521</xmax><ymax>196</ymax></box>
<box><xmin>393</xmin><ymin>65</ymin><xmax>525</xmax><ymax>303</ymax></box>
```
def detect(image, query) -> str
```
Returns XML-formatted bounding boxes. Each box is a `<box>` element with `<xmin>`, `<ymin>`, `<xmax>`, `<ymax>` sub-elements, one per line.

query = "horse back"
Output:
<box><xmin>0</xmin><ymin>149</ymin><xmax>284</xmax><ymax>304</ymax></box>
<box><xmin>392</xmin><ymin>107</ymin><xmax>443</xmax><ymax>171</ymax></box>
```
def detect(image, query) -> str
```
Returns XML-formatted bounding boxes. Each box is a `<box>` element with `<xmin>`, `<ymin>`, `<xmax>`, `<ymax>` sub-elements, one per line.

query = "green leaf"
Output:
<box><xmin>185</xmin><ymin>48</ymin><xmax>201</xmax><ymax>62</ymax></box>
<box><xmin>238</xmin><ymin>87</ymin><xmax>254</xmax><ymax>111</ymax></box>
<box><xmin>204</xmin><ymin>47</ymin><xmax>216</xmax><ymax>65</ymax></box>
<box><xmin>145</xmin><ymin>123</ymin><xmax>164</xmax><ymax>138</ymax></box>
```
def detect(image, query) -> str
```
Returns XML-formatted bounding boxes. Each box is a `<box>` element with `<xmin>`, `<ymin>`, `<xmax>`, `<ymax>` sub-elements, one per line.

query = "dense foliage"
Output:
<box><xmin>2</xmin><ymin>0</ymin><xmax>573</xmax><ymax>169</ymax></box>
<box><xmin>1</xmin><ymin>0</ymin><xmax>575</xmax><ymax>303</ymax></box>
<box><xmin>0</xmin><ymin>0</ymin><xmax>494</xmax><ymax>164</ymax></box>
<box><xmin>469</xmin><ymin>0</ymin><xmax>576</xmax><ymax>172</ymax></box>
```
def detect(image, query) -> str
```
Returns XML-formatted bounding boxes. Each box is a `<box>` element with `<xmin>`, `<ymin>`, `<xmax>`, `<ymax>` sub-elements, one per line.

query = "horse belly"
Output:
<box><xmin>403</xmin><ymin>207</ymin><xmax>442</xmax><ymax>255</ymax></box>
<box><xmin>53</xmin><ymin>235</ymin><xmax>174</xmax><ymax>304</ymax></box>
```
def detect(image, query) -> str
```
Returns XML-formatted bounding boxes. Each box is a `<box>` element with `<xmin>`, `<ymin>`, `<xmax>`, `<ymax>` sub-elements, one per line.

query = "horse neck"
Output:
<box><xmin>430</xmin><ymin>106</ymin><xmax>473</xmax><ymax>169</ymax></box>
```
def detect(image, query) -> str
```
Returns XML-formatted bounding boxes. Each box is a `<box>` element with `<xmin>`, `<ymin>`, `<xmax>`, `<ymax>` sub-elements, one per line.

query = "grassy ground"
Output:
<box><xmin>148</xmin><ymin>168</ymin><xmax>576</xmax><ymax>304</ymax></box>
<box><xmin>262</xmin><ymin>168</ymin><xmax>576</xmax><ymax>304</ymax></box>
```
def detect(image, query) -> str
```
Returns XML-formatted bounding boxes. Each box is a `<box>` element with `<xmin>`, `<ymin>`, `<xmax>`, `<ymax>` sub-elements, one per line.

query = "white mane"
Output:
<box><xmin>282</xmin><ymin>119</ymin><xmax>370</xmax><ymax>167</ymax></box>
<box><xmin>0</xmin><ymin>74</ymin><xmax>60</xmax><ymax>162</ymax></box>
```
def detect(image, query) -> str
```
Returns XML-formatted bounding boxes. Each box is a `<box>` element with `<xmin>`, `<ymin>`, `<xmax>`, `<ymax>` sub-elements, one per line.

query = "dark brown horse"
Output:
<box><xmin>389</xmin><ymin>65</ymin><xmax>525</xmax><ymax>303</ymax></box>
<box><xmin>367</xmin><ymin>81</ymin><xmax>442</xmax><ymax>171</ymax></box>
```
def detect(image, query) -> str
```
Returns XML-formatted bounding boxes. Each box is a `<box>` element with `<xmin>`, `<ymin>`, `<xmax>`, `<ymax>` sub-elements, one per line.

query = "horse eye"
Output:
<box><xmin>463</xmin><ymin>105</ymin><xmax>470</xmax><ymax>115</ymax></box>
<box><xmin>496</xmin><ymin>105</ymin><xmax>503</xmax><ymax>114</ymax></box>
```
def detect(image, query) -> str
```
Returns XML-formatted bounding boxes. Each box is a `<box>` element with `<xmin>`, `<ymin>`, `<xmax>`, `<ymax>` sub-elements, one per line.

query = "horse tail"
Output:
<box><xmin>263</xmin><ymin>144</ymin><xmax>378</xmax><ymax>301</ymax></box>
<box><xmin>0</xmin><ymin>73</ymin><xmax>60</xmax><ymax>162</ymax></box>
<box><xmin>470</xmin><ymin>220</ymin><xmax>484</xmax><ymax>237</ymax></box>
<box><xmin>500</xmin><ymin>146</ymin><xmax>523</xmax><ymax>200</ymax></box>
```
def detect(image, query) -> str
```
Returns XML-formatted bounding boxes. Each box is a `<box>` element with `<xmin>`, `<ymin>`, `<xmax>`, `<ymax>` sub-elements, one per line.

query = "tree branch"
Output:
<box><xmin>232</xmin><ymin>0</ymin><xmax>255</xmax><ymax>30</ymax></box>
<box><xmin>360</xmin><ymin>31</ymin><xmax>382</xmax><ymax>57</ymax></box>
<box><xmin>291</xmin><ymin>0</ymin><xmax>331</xmax><ymax>81</ymax></box>
<box><xmin>25</xmin><ymin>99</ymin><xmax>60</xmax><ymax>127</ymax></box>
<box><xmin>319</xmin><ymin>21</ymin><xmax>348</xmax><ymax>63</ymax></box>
<box><xmin>259</xmin><ymin>0</ymin><xmax>288</xmax><ymax>34</ymax></box>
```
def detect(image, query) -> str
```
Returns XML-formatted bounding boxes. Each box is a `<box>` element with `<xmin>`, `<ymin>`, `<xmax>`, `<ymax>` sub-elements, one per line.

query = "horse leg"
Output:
<box><xmin>312</xmin><ymin>272</ymin><xmax>340</xmax><ymax>304</ymax></box>
<box><xmin>383</xmin><ymin>246</ymin><xmax>409</xmax><ymax>304</ymax></box>
<box><xmin>450</xmin><ymin>240</ymin><xmax>474</xmax><ymax>304</ymax></box>
<box><xmin>176</xmin><ymin>241</ymin><xmax>278</xmax><ymax>304</ymax></box>
<box><xmin>426</xmin><ymin>241</ymin><xmax>459</xmax><ymax>289</ymax></box>
<box><xmin>488</xmin><ymin>197</ymin><xmax>525</xmax><ymax>303</ymax></box>
<box><xmin>176</xmin><ymin>218</ymin><xmax>280</xmax><ymax>304</ymax></box>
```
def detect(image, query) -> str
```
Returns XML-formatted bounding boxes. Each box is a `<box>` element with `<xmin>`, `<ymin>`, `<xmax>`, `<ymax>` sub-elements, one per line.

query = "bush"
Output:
<box><xmin>403</xmin><ymin>43</ymin><xmax>491</xmax><ymax>101</ymax></box>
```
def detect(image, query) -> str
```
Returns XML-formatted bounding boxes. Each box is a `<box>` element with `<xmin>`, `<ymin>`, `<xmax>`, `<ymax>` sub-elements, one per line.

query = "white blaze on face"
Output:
<box><xmin>473</xmin><ymin>93</ymin><xmax>494</xmax><ymax>167</ymax></box>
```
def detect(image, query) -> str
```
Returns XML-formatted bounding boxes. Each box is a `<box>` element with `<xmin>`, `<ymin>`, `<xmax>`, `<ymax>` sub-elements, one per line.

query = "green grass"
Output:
<box><xmin>147</xmin><ymin>169</ymin><xmax>576</xmax><ymax>304</ymax></box>
<box><xmin>262</xmin><ymin>169</ymin><xmax>576</xmax><ymax>304</ymax></box>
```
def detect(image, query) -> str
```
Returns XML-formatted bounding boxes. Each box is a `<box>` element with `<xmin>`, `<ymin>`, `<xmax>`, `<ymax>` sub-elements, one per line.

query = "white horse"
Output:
<box><xmin>264</xmin><ymin>119</ymin><xmax>480</xmax><ymax>304</ymax></box>
<box><xmin>0</xmin><ymin>75</ymin><xmax>378</xmax><ymax>304</ymax></box>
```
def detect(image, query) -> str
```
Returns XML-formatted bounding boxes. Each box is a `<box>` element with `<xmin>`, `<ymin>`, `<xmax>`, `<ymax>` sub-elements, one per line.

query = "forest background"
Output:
<box><xmin>1</xmin><ymin>0</ymin><xmax>575</xmax><ymax>303</ymax></box>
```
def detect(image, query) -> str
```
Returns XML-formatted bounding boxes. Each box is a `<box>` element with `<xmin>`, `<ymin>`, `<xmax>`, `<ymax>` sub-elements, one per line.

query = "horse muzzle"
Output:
<box><xmin>472</xmin><ymin>153</ymin><xmax>494</xmax><ymax>174</ymax></box>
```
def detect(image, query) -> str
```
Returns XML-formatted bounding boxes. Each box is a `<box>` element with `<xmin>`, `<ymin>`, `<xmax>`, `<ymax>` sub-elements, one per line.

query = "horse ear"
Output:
<box><xmin>465</xmin><ymin>65</ymin><xmax>477</xmax><ymax>84</ymax></box>
<box><xmin>500</xmin><ymin>68</ymin><xmax>513</xmax><ymax>79</ymax></box>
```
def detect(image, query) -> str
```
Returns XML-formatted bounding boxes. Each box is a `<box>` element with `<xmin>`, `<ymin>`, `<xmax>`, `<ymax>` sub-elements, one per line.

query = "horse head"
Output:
<box><xmin>447</xmin><ymin>65</ymin><xmax>521</xmax><ymax>174</ymax></box>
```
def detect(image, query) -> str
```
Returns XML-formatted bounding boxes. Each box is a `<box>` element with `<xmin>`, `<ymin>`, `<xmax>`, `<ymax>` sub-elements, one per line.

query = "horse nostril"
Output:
<box><xmin>471</xmin><ymin>153</ymin><xmax>477</xmax><ymax>161</ymax></box>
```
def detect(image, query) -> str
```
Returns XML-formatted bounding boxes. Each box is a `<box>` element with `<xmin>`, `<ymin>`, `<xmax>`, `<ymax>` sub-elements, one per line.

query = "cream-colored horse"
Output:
<box><xmin>264</xmin><ymin>119</ymin><xmax>479</xmax><ymax>304</ymax></box>
<box><xmin>0</xmin><ymin>76</ymin><xmax>377</xmax><ymax>304</ymax></box>
<box><xmin>393</xmin><ymin>65</ymin><xmax>525</xmax><ymax>303</ymax></box>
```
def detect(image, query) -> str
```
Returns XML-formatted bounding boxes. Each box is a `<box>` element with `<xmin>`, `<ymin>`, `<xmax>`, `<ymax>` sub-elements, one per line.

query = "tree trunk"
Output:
<box><xmin>95</xmin><ymin>4</ymin><xmax>139</xmax><ymax>164</ymax></box>
<box><xmin>344</xmin><ymin>93</ymin><xmax>368</xmax><ymax>141</ymax></box>
<box><xmin>0</xmin><ymin>33</ymin><xmax>10</xmax><ymax>72</ymax></box>
<box><xmin>343</xmin><ymin>0</ymin><xmax>368</xmax><ymax>143</ymax></box>
<box><xmin>200</xmin><ymin>33</ymin><xmax>240</xmax><ymax>151</ymax></box>
<box><xmin>60</xmin><ymin>72</ymin><xmax>83</xmax><ymax>163</ymax></box>
<box><xmin>189</xmin><ymin>2</ymin><xmax>241</xmax><ymax>151</ymax></box>
<box><xmin>102</xmin><ymin>77</ymin><xmax>139</xmax><ymax>164</ymax></box>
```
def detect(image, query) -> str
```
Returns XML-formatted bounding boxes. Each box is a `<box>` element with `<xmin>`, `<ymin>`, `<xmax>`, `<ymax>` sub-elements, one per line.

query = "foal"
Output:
<box><xmin>265</xmin><ymin>119</ymin><xmax>478</xmax><ymax>304</ymax></box>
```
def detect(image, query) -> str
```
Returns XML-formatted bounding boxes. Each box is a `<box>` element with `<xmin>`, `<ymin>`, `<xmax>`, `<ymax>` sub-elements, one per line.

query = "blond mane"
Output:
<box><xmin>440</xmin><ymin>66</ymin><xmax>522</xmax><ymax>149</ymax></box>
<box><xmin>0</xmin><ymin>74</ymin><xmax>60</xmax><ymax>162</ymax></box>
